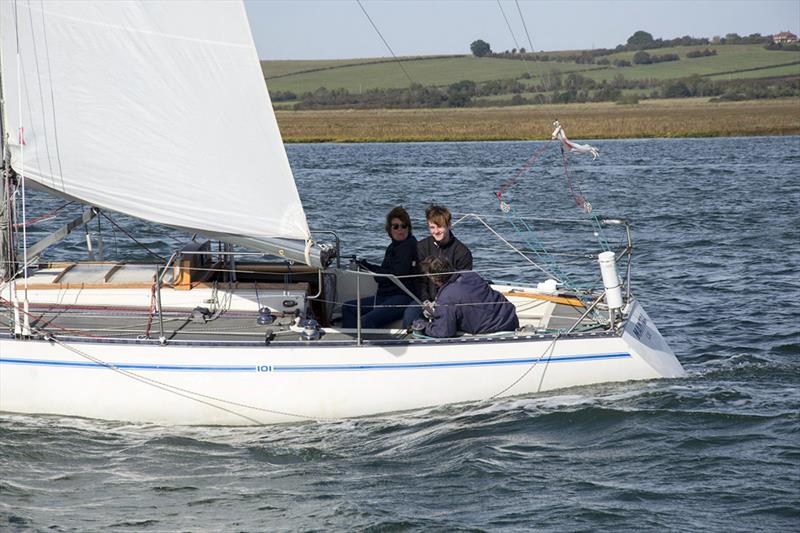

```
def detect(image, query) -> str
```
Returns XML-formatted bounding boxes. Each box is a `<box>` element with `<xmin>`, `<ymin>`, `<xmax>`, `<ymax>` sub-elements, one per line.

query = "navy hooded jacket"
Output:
<box><xmin>423</xmin><ymin>272</ymin><xmax>519</xmax><ymax>338</ymax></box>
<box><xmin>361</xmin><ymin>235</ymin><xmax>418</xmax><ymax>298</ymax></box>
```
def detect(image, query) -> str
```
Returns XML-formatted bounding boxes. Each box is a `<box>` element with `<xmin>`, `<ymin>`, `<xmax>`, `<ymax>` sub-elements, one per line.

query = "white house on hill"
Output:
<box><xmin>773</xmin><ymin>31</ymin><xmax>798</xmax><ymax>44</ymax></box>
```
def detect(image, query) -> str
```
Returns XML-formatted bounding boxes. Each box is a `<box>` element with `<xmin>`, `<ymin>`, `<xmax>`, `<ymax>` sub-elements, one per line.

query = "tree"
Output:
<box><xmin>448</xmin><ymin>80</ymin><xmax>476</xmax><ymax>96</ymax></box>
<box><xmin>663</xmin><ymin>81</ymin><xmax>690</xmax><ymax>98</ymax></box>
<box><xmin>470</xmin><ymin>39</ymin><xmax>492</xmax><ymax>57</ymax></box>
<box><xmin>627</xmin><ymin>30</ymin><xmax>655</xmax><ymax>50</ymax></box>
<box><xmin>541</xmin><ymin>68</ymin><xmax>562</xmax><ymax>90</ymax></box>
<box><xmin>724</xmin><ymin>33</ymin><xmax>742</xmax><ymax>44</ymax></box>
<box><xmin>632</xmin><ymin>50</ymin><xmax>652</xmax><ymax>64</ymax></box>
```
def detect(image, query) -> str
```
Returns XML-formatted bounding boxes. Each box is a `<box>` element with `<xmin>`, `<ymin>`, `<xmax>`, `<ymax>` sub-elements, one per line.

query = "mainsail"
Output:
<box><xmin>0</xmin><ymin>1</ymin><xmax>324</xmax><ymax>266</ymax></box>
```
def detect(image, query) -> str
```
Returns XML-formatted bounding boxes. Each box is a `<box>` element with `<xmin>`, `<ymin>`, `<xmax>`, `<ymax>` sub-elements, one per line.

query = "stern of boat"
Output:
<box><xmin>621</xmin><ymin>299</ymin><xmax>685</xmax><ymax>378</ymax></box>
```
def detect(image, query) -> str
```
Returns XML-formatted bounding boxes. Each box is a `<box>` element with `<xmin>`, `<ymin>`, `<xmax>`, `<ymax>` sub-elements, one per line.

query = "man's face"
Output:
<box><xmin>427</xmin><ymin>221</ymin><xmax>450</xmax><ymax>244</ymax></box>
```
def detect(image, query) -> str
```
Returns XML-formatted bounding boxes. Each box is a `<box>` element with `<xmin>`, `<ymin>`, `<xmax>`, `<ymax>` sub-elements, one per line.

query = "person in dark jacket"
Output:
<box><xmin>402</xmin><ymin>204</ymin><xmax>473</xmax><ymax>326</ymax></box>
<box><xmin>342</xmin><ymin>206</ymin><xmax>418</xmax><ymax>329</ymax></box>
<box><xmin>412</xmin><ymin>257</ymin><xmax>518</xmax><ymax>338</ymax></box>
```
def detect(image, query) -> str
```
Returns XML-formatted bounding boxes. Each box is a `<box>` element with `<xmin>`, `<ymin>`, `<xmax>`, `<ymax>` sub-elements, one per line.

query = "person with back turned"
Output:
<box><xmin>412</xmin><ymin>256</ymin><xmax>518</xmax><ymax>338</ymax></box>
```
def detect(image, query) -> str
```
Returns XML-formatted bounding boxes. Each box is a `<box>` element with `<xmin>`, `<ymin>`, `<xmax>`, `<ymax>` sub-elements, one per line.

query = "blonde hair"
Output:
<box><xmin>425</xmin><ymin>204</ymin><xmax>451</xmax><ymax>227</ymax></box>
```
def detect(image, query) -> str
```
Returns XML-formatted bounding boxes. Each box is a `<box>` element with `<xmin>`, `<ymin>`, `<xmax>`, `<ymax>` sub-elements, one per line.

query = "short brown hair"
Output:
<box><xmin>425</xmin><ymin>204</ymin><xmax>451</xmax><ymax>228</ymax></box>
<box><xmin>420</xmin><ymin>256</ymin><xmax>454</xmax><ymax>285</ymax></box>
<box><xmin>385</xmin><ymin>206</ymin><xmax>412</xmax><ymax>236</ymax></box>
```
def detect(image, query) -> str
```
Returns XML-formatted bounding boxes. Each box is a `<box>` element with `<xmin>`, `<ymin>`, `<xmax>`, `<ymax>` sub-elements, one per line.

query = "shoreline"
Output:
<box><xmin>275</xmin><ymin>97</ymin><xmax>800</xmax><ymax>142</ymax></box>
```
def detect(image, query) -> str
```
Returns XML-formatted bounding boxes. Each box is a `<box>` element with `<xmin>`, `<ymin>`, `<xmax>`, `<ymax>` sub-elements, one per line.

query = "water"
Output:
<box><xmin>2</xmin><ymin>137</ymin><xmax>799</xmax><ymax>531</ymax></box>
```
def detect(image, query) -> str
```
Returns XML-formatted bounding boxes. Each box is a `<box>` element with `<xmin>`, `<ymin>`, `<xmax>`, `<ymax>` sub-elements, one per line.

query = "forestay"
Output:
<box><xmin>0</xmin><ymin>1</ymin><xmax>321</xmax><ymax>265</ymax></box>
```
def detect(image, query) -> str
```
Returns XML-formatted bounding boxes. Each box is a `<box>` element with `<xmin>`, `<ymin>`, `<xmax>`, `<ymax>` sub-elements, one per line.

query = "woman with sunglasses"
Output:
<box><xmin>342</xmin><ymin>206</ymin><xmax>419</xmax><ymax>329</ymax></box>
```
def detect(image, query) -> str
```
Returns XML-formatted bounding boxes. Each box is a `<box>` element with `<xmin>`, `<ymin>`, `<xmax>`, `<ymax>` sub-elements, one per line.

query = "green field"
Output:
<box><xmin>583</xmin><ymin>45</ymin><xmax>800</xmax><ymax>82</ymax></box>
<box><xmin>262</xmin><ymin>44</ymin><xmax>800</xmax><ymax>95</ymax></box>
<box><xmin>260</xmin><ymin>56</ymin><xmax>433</xmax><ymax>79</ymax></box>
<box><xmin>706</xmin><ymin>63</ymin><xmax>800</xmax><ymax>80</ymax></box>
<box><xmin>263</xmin><ymin>56</ymin><xmax>599</xmax><ymax>94</ymax></box>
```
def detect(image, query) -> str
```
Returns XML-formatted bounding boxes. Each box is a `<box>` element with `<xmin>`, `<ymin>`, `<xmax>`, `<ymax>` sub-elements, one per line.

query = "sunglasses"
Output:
<box><xmin>391</xmin><ymin>223</ymin><xmax>408</xmax><ymax>230</ymax></box>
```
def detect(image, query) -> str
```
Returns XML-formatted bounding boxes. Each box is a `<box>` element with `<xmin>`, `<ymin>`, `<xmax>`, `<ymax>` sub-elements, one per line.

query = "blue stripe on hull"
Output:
<box><xmin>0</xmin><ymin>352</ymin><xmax>631</xmax><ymax>373</ymax></box>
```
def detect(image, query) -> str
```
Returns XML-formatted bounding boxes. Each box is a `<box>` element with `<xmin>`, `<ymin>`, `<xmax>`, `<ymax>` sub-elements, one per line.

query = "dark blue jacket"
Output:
<box><xmin>416</xmin><ymin>232</ymin><xmax>473</xmax><ymax>302</ymax></box>
<box><xmin>362</xmin><ymin>235</ymin><xmax>418</xmax><ymax>298</ymax></box>
<box><xmin>424</xmin><ymin>272</ymin><xmax>519</xmax><ymax>338</ymax></box>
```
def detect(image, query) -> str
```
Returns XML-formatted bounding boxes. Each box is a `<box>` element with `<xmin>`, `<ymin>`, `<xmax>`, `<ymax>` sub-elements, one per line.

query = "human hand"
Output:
<box><xmin>422</xmin><ymin>300</ymin><xmax>435</xmax><ymax>319</ymax></box>
<box><xmin>411</xmin><ymin>319</ymin><xmax>428</xmax><ymax>332</ymax></box>
<box><xmin>348</xmin><ymin>256</ymin><xmax>368</xmax><ymax>271</ymax></box>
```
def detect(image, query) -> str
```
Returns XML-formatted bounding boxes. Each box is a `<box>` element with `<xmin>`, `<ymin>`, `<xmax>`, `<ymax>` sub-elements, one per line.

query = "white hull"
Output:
<box><xmin>0</xmin><ymin>2</ymin><xmax>684</xmax><ymax>427</ymax></box>
<box><xmin>0</xmin><ymin>300</ymin><xmax>683</xmax><ymax>425</ymax></box>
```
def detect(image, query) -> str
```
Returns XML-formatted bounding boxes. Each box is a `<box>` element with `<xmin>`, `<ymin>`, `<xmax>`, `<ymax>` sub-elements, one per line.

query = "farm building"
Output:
<box><xmin>773</xmin><ymin>31</ymin><xmax>798</xmax><ymax>44</ymax></box>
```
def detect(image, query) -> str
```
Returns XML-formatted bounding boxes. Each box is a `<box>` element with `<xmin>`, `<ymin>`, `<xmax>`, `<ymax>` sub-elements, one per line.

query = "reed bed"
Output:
<box><xmin>276</xmin><ymin>98</ymin><xmax>800</xmax><ymax>142</ymax></box>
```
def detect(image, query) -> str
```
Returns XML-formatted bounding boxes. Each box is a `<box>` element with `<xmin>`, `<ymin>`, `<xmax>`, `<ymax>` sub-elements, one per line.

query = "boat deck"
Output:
<box><xmin>0</xmin><ymin>302</ymin><xmax>613</xmax><ymax>346</ymax></box>
<box><xmin>0</xmin><ymin>304</ymin><xmax>354</xmax><ymax>343</ymax></box>
<box><xmin>0</xmin><ymin>260</ymin><xmax>606</xmax><ymax>345</ymax></box>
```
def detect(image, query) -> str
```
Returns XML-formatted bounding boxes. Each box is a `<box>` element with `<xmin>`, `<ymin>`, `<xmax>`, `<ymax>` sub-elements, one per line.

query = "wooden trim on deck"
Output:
<box><xmin>19</xmin><ymin>281</ymin><xmax>311</xmax><ymax>292</ymax></box>
<box><xmin>501</xmin><ymin>291</ymin><xmax>584</xmax><ymax>307</ymax></box>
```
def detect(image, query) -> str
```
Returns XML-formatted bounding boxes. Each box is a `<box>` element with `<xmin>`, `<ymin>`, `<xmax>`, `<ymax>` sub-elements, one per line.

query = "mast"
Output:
<box><xmin>0</xmin><ymin>30</ymin><xmax>14</xmax><ymax>283</ymax></box>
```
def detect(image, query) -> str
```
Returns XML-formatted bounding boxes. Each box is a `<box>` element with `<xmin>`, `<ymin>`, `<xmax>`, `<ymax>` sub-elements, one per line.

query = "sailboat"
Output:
<box><xmin>0</xmin><ymin>1</ymin><xmax>684</xmax><ymax>425</ymax></box>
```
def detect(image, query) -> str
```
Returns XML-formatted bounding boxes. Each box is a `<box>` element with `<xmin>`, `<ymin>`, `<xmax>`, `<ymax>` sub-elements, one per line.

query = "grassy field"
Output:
<box><xmin>263</xmin><ymin>44</ymin><xmax>800</xmax><ymax>94</ymax></box>
<box><xmin>260</xmin><ymin>58</ymin><xmax>390</xmax><ymax>79</ymax></box>
<box><xmin>264</xmin><ymin>56</ymin><xmax>598</xmax><ymax>94</ymax></box>
<box><xmin>275</xmin><ymin>98</ymin><xmax>800</xmax><ymax>142</ymax></box>
<box><xmin>706</xmin><ymin>63</ymin><xmax>800</xmax><ymax>80</ymax></box>
<box><xmin>582</xmin><ymin>45</ymin><xmax>800</xmax><ymax>82</ymax></box>
<box><xmin>265</xmin><ymin>43</ymin><xmax>799</xmax><ymax>141</ymax></box>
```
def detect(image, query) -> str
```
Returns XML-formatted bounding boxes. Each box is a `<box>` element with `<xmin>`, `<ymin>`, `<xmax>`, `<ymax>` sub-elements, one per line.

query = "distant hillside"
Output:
<box><xmin>261</xmin><ymin>43</ymin><xmax>800</xmax><ymax>109</ymax></box>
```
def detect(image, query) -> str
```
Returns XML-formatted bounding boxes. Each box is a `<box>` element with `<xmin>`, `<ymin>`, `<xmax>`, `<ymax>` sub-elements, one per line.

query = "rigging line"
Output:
<box><xmin>452</xmin><ymin>211</ymin><xmax>598</xmax><ymax>224</ymax></box>
<box><xmin>495</xmin><ymin>140</ymin><xmax>551</xmax><ymax>199</ymax></box>
<box><xmin>451</xmin><ymin>211</ymin><xmax>593</xmax><ymax>293</ymax></box>
<box><xmin>25</xmin><ymin>1</ymin><xmax>56</xmax><ymax>187</ymax></box>
<box><xmin>453</xmin><ymin>213</ymin><xmax>562</xmax><ymax>282</ymax></box>
<box><xmin>38</xmin><ymin>0</ymin><xmax>66</xmax><ymax>191</ymax></box>
<box><xmin>61</xmin><ymin>336</ymin><xmax>322</xmax><ymax>423</ymax></box>
<box><xmin>559</xmin><ymin>146</ymin><xmax>610</xmax><ymax>251</ymax></box>
<box><xmin>496</xmin><ymin>0</ymin><xmax>521</xmax><ymax>51</ymax></box>
<box><xmin>2</xmin><ymin>176</ymin><xmax>17</xmax><ymax>283</ymax></box>
<box><xmin>496</xmin><ymin>0</ymin><xmax>535</xmax><ymax>80</ymax></box>
<box><xmin>0</xmin><ymin>295</ymin><xmax>100</xmax><ymax>338</ymax></box>
<box><xmin>3</xmin><ymin>297</ymin><xmax>320</xmax><ymax>423</ymax></box>
<box><xmin>143</xmin><ymin>283</ymin><xmax>156</xmax><ymax>339</ymax></box>
<box><xmin>505</xmin><ymin>216</ymin><xmax>572</xmax><ymax>285</ymax></box>
<box><xmin>12</xmin><ymin>200</ymin><xmax>73</xmax><ymax>228</ymax></box>
<box><xmin>489</xmin><ymin>286</ymin><xmax>611</xmax><ymax>399</ymax></box>
<box><xmin>561</xmin><ymin>145</ymin><xmax>586</xmax><ymax>211</ymax></box>
<box><xmin>99</xmin><ymin>211</ymin><xmax>165</xmax><ymax>261</ymax></box>
<box><xmin>514</xmin><ymin>0</ymin><xmax>535</xmax><ymax>54</ymax></box>
<box><xmin>42</xmin><ymin>333</ymin><xmax>265</xmax><ymax>425</ymax></box>
<box><xmin>355</xmin><ymin>0</ymin><xmax>414</xmax><ymax>85</ymax></box>
<box><xmin>14</xmin><ymin>0</ymin><xmax>31</xmax><ymax>309</ymax></box>
<box><xmin>489</xmin><ymin>332</ymin><xmax>560</xmax><ymax>399</ymax></box>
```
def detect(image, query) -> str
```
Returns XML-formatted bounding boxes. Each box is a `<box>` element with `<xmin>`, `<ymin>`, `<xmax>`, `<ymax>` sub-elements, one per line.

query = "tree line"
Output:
<box><xmin>269</xmin><ymin>29</ymin><xmax>797</xmax><ymax>110</ymax></box>
<box><xmin>274</xmin><ymin>74</ymin><xmax>798</xmax><ymax>110</ymax></box>
<box><xmin>471</xmin><ymin>30</ymin><xmax>784</xmax><ymax>62</ymax></box>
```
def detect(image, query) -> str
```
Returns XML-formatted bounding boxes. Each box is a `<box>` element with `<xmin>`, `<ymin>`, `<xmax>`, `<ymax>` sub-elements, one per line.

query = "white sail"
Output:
<box><xmin>0</xmin><ymin>1</ymin><xmax>316</xmax><ymax>261</ymax></box>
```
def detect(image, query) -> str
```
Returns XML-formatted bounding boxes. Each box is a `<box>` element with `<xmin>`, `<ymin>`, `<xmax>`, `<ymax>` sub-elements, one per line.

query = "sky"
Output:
<box><xmin>243</xmin><ymin>0</ymin><xmax>800</xmax><ymax>60</ymax></box>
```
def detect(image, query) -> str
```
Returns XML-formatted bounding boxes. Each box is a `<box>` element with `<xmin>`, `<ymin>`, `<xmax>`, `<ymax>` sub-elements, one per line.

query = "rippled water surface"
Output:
<box><xmin>2</xmin><ymin>136</ymin><xmax>799</xmax><ymax>531</ymax></box>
